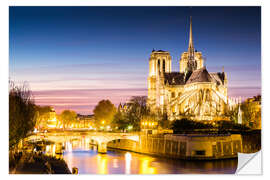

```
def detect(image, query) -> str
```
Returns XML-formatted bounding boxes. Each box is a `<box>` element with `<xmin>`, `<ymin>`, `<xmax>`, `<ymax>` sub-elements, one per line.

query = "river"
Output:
<box><xmin>44</xmin><ymin>137</ymin><xmax>238</xmax><ymax>174</ymax></box>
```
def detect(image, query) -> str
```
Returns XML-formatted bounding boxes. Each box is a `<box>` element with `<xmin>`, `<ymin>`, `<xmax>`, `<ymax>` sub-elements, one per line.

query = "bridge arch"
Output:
<box><xmin>107</xmin><ymin>138</ymin><xmax>139</xmax><ymax>152</ymax></box>
<box><xmin>26</xmin><ymin>132</ymin><xmax>140</xmax><ymax>154</ymax></box>
<box><xmin>83</xmin><ymin>133</ymin><xmax>139</xmax><ymax>153</ymax></box>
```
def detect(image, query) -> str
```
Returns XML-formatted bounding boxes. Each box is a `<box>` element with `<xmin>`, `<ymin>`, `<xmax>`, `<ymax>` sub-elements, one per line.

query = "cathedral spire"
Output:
<box><xmin>188</xmin><ymin>16</ymin><xmax>193</xmax><ymax>48</ymax></box>
<box><xmin>187</xmin><ymin>16</ymin><xmax>196</xmax><ymax>71</ymax></box>
<box><xmin>188</xmin><ymin>16</ymin><xmax>195</xmax><ymax>59</ymax></box>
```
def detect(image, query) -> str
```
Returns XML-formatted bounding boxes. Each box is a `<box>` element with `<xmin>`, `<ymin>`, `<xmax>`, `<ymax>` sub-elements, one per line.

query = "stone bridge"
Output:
<box><xmin>27</xmin><ymin>132</ymin><xmax>140</xmax><ymax>153</ymax></box>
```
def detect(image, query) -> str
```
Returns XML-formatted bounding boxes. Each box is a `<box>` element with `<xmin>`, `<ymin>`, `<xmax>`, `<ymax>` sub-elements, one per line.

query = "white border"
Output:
<box><xmin>2</xmin><ymin>0</ymin><xmax>269</xmax><ymax>180</ymax></box>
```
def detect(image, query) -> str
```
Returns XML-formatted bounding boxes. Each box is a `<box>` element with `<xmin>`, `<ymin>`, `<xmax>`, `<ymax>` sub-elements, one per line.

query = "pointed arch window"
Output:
<box><xmin>163</xmin><ymin>60</ymin><xmax>166</xmax><ymax>73</ymax></box>
<box><xmin>157</xmin><ymin>59</ymin><xmax>160</xmax><ymax>72</ymax></box>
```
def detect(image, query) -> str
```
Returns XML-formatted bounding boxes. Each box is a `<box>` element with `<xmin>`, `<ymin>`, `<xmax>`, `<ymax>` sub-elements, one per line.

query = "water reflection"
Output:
<box><xmin>125</xmin><ymin>152</ymin><xmax>132</xmax><ymax>174</ymax></box>
<box><xmin>44</xmin><ymin>137</ymin><xmax>237</xmax><ymax>174</ymax></box>
<box><xmin>139</xmin><ymin>157</ymin><xmax>157</xmax><ymax>174</ymax></box>
<box><xmin>97</xmin><ymin>154</ymin><xmax>108</xmax><ymax>174</ymax></box>
<box><xmin>113</xmin><ymin>159</ymin><xmax>119</xmax><ymax>168</ymax></box>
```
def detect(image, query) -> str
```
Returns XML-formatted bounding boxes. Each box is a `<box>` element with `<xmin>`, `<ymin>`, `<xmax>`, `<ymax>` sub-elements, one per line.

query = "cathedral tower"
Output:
<box><xmin>148</xmin><ymin>50</ymin><xmax>172</xmax><ymax>77</ymax></box>
<box><xmin>147</xmin><ymin>50</ymin><xmax>172</xmax><ymax>108</ymax></box>
<box><xmin>180</xmin><ymin>17</ymin><xmax>204</xmax><ymax>73</ymax></box>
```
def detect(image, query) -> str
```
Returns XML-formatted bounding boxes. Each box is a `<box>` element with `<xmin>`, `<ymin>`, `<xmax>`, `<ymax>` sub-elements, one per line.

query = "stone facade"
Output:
<box><xmin>147</xmin><ymin>17</ymin><xmax>229</xmax><ymax>121</ymax></box>
<box><xmin>46</xmin><ymin>108</ymin><xmax>57</xmax><ymax>128</ymax></box>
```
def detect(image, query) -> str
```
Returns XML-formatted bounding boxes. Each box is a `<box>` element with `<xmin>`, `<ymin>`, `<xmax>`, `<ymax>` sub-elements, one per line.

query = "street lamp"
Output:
<box><xmin>127</xmin><ymin>125</ymin><xmax>133</xmax><ymax>131</ymax></box>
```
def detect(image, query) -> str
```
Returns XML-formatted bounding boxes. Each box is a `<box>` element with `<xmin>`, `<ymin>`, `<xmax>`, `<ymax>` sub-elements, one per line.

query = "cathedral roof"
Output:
<box><xmin>186</xmin><ymin>67</ymin><xmax>214</xmax><ymax>84</ymax></box>
<box><xmin>164</xmin><ymin>72</ymin><xmax>186</xmax><ymax>85</ymax></box>
<box><xmin>163</xmin><ymin>68</ymin><xmax>225</xmax><ymax>86</ymax></box>
<box><xmin>209</xmin><ymin>72</ymin><xmax>225</xmax><ymax>85</ymax></box>
<box><xmin>151</xmin><ymin>49</ymin><xmax>169</xmax><ymax>54</ymax></box>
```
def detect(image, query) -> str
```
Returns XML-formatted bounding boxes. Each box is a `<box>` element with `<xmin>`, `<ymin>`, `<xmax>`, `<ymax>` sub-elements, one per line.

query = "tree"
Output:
<box><xmin>241</xmin><ymin>95</ymin><xmax>261</xmax><ymax>129</ymax></box>
<box><xmin>112</xmin><ymin>111</ymin><xmax>128</xmax><ymax>131</ymax></box>
<box><xmin>59</xmin><ymin>110</ymin><xmax>77</xmax><ymax>129</ymax></box>
<box><xmin>124</xmin><ymin>96</ymin><xmax>150</xmax><ymax>131</ymax></box>
<box><xmin>93</xmin><ymin>100</ymin><xmax>117</xmax><ymax>128</ymax></box>
<box><xmin>35</xmin><ymin>106</ymin><xmax>52</xmax><ymax>129</ymax></box>
<box><xmin>9</xmin><ymin>81</ymin><xmax>36</xmax><ymax>149</ymax></box>
<box><xmin>241</xmin><ymin>103</ymin><xmax>253</xmax><ymax>127</ymax></box>
<box><xmin>216</xmin><ymin>120</ymin><xmax>249</xmax><ymax>133</ymax></box>
<box><xmin>156</xmin><ymin>106</ymin><xmax>171</xmax><ymax>129</ymax></box>
<box><xmin>225</xmin><ymin>105</ymin><xmax>239</xmax><ymax>123</ymax></box>
<box><xmin>171</xmin><ymin>118</ymin><xmax>213</xmax><ymax>133</ymax></box>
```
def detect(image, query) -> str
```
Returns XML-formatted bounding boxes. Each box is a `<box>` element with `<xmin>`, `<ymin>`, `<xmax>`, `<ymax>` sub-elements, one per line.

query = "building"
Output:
<box><xmin>147</xmin><ymin>17</ymin><xmax>229</xmax><ymax>121</ymax></box>
<box><xmin>75</xmin><ymin>114</ymin><xmax>96</xmax><ymax>129</ymax></box>
<box><xmin>241</xmin><ymin>95</ymin><xmax>261</xmax><ymax>129</ymax></box>
<box><xmin>46</xmin><ymin>108</ymin><xmax>58</xmax><ymax>128</ymax></box>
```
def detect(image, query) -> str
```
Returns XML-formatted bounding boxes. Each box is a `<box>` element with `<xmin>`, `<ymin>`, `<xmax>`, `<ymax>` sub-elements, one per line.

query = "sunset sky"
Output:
<box><xmin>9</xmin><ymin>6</ymin><xmax>261</xmax><ymax>114</ymax></box>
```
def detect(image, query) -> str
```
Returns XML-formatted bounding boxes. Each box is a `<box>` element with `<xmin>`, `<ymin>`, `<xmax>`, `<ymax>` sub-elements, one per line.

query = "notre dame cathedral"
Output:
<box><xmin>147</xmin><ymin>17</ymin><xmax>229</xmax><ymax>121</ymax></box>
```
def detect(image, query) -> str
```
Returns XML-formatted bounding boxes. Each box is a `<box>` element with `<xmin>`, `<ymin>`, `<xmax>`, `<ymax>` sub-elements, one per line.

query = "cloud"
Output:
<box><xmin>32</xmin><ymin>85</ymin><xmax>261</xmax><ymax>115</ymax></box>
<box><xmin>32</xmin><ymin>88</ymin><xmax>147</xmax><ymax>114</ymax></box>
<box><xmin>228</xmin><ymin>86</ymin><xmax>261</xmax><ymax>99</ymax></box>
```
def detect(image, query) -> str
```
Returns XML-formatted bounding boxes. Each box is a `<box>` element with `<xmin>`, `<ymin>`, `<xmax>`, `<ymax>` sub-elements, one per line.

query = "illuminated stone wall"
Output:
<box><xmin>166</xmin><ymin>83</ymin><xmax>228</xmax><ymax>121</ymax></box>
<box><xmin>180</xmin><ymin>51</ymin><xmax>204</xmax><ymax>73</ymax></box>
<box><xmin>147</xmin><ymin>50</ymin><xmax>172</xmax><ymax>110</ymax></box>
<box><xmin>107</xmin><ymin>134</ymin><xmax>243</xmax><ymax>159</ymax></box>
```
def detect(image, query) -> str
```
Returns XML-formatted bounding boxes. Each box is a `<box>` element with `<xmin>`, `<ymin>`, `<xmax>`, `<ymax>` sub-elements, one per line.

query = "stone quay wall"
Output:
<box><xmin>107</xmin><ymin>134</ymin><xmax>244</xmax><ymax>160</ymax></box>
<box><xmin>241</xmin><ymin>130</ymin><xmax>261</xmax><ymax>153</ymax></box>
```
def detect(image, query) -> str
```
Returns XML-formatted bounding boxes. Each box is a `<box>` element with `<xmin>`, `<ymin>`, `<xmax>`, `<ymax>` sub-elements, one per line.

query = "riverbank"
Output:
<box><xmin>9</xmin><ymin>151</ymin><xmax>71</xmax><ymax>174</ymax></box>
<box><xmin>107</xmin><ymin>133</ymin><xmax>260</xmax><ymax>160</ymax></box>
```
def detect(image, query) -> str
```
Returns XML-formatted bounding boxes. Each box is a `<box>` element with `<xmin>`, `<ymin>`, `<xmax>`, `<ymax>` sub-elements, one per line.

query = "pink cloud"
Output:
<box><xmin>32</xmin><ymin>88</ymin><xmax>147</xmax><ymax>114</ymax></box>
<box><xmin>228</xmin><ymin>86</ymin><xmax>261</xmax><ymax>100</ymax></box>
<box><xmin>33</xmin><ymin>86</ymin><xmax>260</xmax><ymax>115</ymax></box>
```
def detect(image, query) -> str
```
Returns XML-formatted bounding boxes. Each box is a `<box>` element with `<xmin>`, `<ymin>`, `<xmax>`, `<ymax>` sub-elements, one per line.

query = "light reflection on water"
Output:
<box><xmin>44</xmin><ymin>137</ymin><xmax>237</xmax><ymax>174</ymax></box>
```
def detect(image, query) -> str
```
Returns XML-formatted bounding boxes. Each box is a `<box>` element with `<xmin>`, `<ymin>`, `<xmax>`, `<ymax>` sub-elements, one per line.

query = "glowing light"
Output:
<box><xmin>47</xmin><ymin>117</ymin><xmax>57</xmax><ymax>128</ymax></box>
<box><xmin>97</xmin><ymin>154</ymin><xmax>108</xmax><ymax>174</ymax></box>
<box><xmin>127</xmin><ymin>125</ymin><xmax>133</xmax><ymax>130</ymax></box>
<box><xmin>139</xmin><ymin>157</ymin><xmax>157</xmax><ymax>174</ymax></box>
<box><xmin>33</xmin><ymin>128</ymin><xmax>38</xmax><ymax>133</ymax></box>
<box><xmin>125</xmin><ymin>152</ymin><xmax>132</xmax><ymax>174</ymax></box>
<box><xmin>52</xmin><ymin>144</ymin><xmax>56</xmax><ymax>156</ymax></box>
<box><xmin>45</xmin><ymin>145</ymin><xmax>50</xmax><ymax>153</ymax></box>
<box><xmin>101</xmin><ymin>121</ymin><xmax>105</xmax><ymax>125</ymax></box>
<box><xmin>66</xmin><ymin>142</ymin><xmax>72</xmax><ymax>152</ymax></box>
